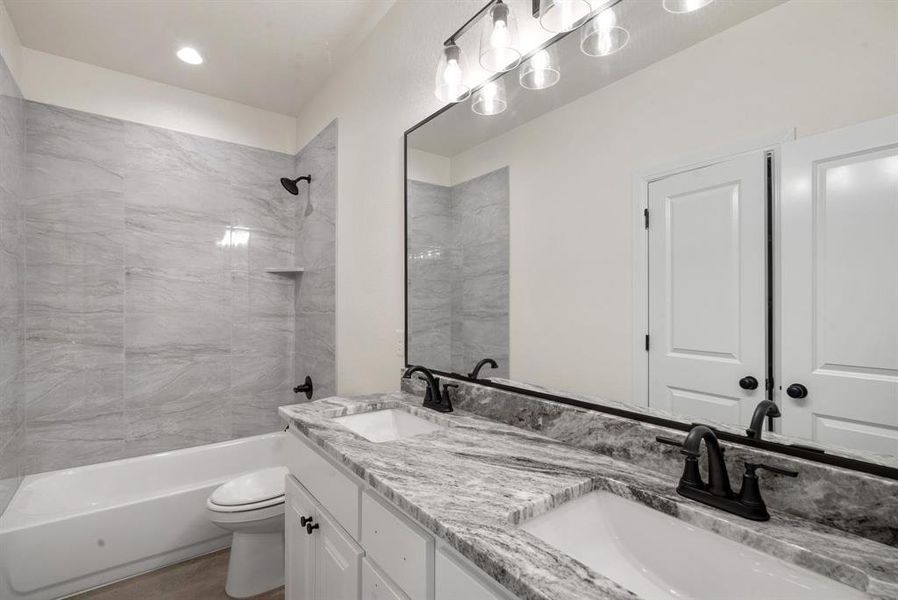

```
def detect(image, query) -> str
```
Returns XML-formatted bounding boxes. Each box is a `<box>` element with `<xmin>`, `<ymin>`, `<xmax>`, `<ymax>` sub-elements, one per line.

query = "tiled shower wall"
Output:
<box><xmin>407</xmin><ymin>167</ymin><xmax>509</xmax><ymax>377</ymax></box>
<box><xmin>294</xmin><ymin>121</ymin><xmax>337</xmax><ymax>400</ymax></box>
<box><xmin>0</xmin><ymin>52</ymin><xmax>25</xmax><ymax>512</ymax></box>
<box><xmin>16</xmin><ymin>103</ymin><xmax>335</xmax><ymax>475</ymax></box>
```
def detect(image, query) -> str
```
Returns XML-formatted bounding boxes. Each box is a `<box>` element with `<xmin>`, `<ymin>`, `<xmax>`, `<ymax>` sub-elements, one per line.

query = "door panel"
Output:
<box><xmin>648</xmin><ymin>152</ymin><xmax>767</xmax><ymax>427</ymax></box>
<box><xmin>286</xmin><ymin>476</ymin><xmax>317</xmax><ymax>600</ymax></box>
<box><xmin>780</xmin><ymin>115</ymin><xmax>898</xmax><ymax>453</ymax></box>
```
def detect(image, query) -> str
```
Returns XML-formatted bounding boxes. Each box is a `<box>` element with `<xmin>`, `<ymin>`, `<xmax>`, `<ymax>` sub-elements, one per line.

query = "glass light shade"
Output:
<box><xmin>479</xmin><ymin>1</ymin><xmax>522</xmax><ymax>72</ymax></box>
<box><xmin>662</xmin><ymin>0</ymin><xmax>715</xmax><ymax>14</ymax></box>
<box><xmin>519</xmin><ymin>48</ymin><xmax>560</xmax><ymax>90</ymax></box>
<box><xmin>471</xmin><ymin>80</ymin><xmax>507</xmax><ymax>116</ymax></box>
<box><xmin>538</xmin><ymin>0</ymin><xmax>592</xmax><ymax>33</ymax></box>
<box><xmin>580</xmin><ymin>9</ymin><xmax>630</xmax><ymax>57</ymax></box>
<box><xmin>434</xmin><ymin>43</ymin><xmax>471</xmax><ymax>103</ymax></box>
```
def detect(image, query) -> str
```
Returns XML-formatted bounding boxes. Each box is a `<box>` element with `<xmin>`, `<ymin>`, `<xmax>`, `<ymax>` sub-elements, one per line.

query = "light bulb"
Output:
<box><xmin>434</xmin><ymin>43</ymin><xmax>471</xmax><ymax>103</ymax></box>
<box><xmin>519</xmin><ymin>48</ymin><xmax>560</xmax><ymax>90</ymax></box>
<box><xmin>580</xmin><ymin>8</ymin><xmax>630</xmax><ymax>57</ymax></box>
<box><xmin>479</xmin><ymin>1</ymin><xmax>521</xmax><ymax>72</ymax></box>
<box><xmin>472</xmin><ymin>80</ymin><xmax>507</xmax><ymax>116</ymax></box>
<box><xmin>663</xmin><ymin>0</ymin><xmax>715</xmax><ymax>14</ymax></box>
<box><xmin>538</xmin><ymin>0</ymin><xmax>592</xmax><ymax>33</ymax></box>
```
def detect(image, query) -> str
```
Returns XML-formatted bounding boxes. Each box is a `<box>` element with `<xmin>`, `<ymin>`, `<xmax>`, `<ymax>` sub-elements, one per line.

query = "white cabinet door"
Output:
<box><xmin>286</xmin><ymin>476</ymin><xmax>317</xmax><ymax>600</ymax></box>
<box><xmin>315</xmin><ymin>508</ymin><xmax>363</xmax><ymax>600</ymax></box>
<box><xmin>648</xmin><ymin>151</ymin><xmax>768</xmax><ymax>426</ymax></box>
<box><xmin>435</xmin><ymin>547</ymin><xmax>513</xmax><ymax>600</ymax></box>
<box><xmin>780</xmin><ymin>115</ymin><xmax>898</xmax><ymax>453</ymax></box>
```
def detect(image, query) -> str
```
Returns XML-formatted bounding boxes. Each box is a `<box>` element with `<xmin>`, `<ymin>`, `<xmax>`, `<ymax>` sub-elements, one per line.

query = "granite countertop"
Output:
<box><xmin>280</xmin><ymin>392</ymin><xmax>898</xmax><ymax>600</ymax></box>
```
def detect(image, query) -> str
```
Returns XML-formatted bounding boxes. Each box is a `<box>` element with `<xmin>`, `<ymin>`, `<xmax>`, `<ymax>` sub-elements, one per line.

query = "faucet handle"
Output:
<box><xmin>744</xmin><ymin>462</ymin><xmax>798</xmax><ymax>478</ymax></box>
<box><xmin>656</xmin><ymin>435</ymin><xmax>683</xmax><ymax>448</ymax></box>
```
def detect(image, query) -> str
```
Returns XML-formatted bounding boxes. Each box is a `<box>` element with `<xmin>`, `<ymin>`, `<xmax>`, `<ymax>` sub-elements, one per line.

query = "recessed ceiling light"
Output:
<box><xmin>176</xmin><ymin>47</ymin><xmax>203</xmax><ymax>65</ymax></box>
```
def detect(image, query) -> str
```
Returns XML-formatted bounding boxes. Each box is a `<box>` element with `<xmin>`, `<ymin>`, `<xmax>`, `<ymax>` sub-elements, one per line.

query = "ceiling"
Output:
<box><xmin>4</xmin><ymin>0</ymin><xmax>395</xmax><ymax>116</ymax></box>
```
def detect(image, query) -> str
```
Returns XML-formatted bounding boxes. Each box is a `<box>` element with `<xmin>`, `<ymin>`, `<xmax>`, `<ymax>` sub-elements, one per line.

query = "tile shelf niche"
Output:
<box><xmin>264</xmin><ymin>267</ymin><xmax>305</xmax><ymax>275</ymax></box>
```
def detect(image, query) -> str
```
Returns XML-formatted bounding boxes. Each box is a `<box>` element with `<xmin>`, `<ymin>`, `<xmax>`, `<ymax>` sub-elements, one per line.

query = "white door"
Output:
<box><xmin>286</xmin><ymin>476</ymin><xmax>317</xmax><ymax>600</ymax></box>
<box><xmin>648</xmin><ymin>151</ymin><xmax>768</xmax><ymax>427</ymax></box>
<box><xmin>780</xmin><ymin>115</ymin><xmax>898</xmax><ymax>454</ymax></box>
<box><xmin>315</xmin><ymin>507</ymin><xmax>363</xmax><ymax>600</ymax></box>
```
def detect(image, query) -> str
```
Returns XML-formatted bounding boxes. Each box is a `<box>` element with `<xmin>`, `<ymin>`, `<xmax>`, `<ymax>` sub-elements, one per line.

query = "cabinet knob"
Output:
<box><xmin>300</xmin><ymin>516</ymin><xmax>310</xmax><ymax>526</ymax></box>
<box><xmin>306</xmin><ymin>521</ymin><xmax>319</xmax><ymax>534</ymax></box>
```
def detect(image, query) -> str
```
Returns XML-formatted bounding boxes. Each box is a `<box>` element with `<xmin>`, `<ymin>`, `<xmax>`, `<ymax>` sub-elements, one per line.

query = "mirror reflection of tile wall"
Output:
<box><xmin>408</xmin><ymin>168</ymin><xmax>509</xmax><ymax>378</ymax></box>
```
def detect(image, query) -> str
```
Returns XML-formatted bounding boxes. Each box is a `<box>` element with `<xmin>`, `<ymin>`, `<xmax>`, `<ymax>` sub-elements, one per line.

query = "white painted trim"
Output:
<box><xmin>630</xmin><ymin>129</ymin><xmax>795</xmax><ymax>409</ymax></box>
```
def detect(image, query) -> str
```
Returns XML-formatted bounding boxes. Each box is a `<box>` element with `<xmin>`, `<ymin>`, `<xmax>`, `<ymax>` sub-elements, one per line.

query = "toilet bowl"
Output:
<box><xmin>207</xmin><ymin>466</ymin><xmax>289</xmax><ymax>598</ymax></box>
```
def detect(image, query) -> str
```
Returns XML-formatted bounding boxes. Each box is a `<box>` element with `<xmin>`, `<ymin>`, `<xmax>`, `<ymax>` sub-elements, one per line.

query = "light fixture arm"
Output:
<box><xmin>443</xmin><ymin>0</ymin><xmax>501</xmax><ymax>46</ymax></box>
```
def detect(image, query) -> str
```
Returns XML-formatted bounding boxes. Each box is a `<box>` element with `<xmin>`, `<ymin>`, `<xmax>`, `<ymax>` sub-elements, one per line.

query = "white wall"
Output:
<box><xmin>20</xmin><ymin>48</ymin><xmax>296</xmax><ymax>153</ymax></box>
<box><xmin>443</xmin><ymin>0</ymin><xmax>897</xmax><ymax>403</ymax></box>
<box><xmin>407</xmin><ymin>149</ymin><xmax>451</xmax><ymax>187</ymax></box>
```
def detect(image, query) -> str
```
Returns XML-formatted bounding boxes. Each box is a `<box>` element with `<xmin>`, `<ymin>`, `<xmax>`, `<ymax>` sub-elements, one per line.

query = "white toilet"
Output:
<box><xmin>207</xmin><ymin>466</ymin><xmax>289</xmax><ymax>598</ymax></box>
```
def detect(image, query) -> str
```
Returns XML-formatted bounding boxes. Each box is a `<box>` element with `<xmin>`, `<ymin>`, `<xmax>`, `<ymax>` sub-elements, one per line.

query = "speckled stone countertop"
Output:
<box><xmin>280</xmin><ymin>393</ymin><xmax>898</xmax><ymax>600</ymax></box>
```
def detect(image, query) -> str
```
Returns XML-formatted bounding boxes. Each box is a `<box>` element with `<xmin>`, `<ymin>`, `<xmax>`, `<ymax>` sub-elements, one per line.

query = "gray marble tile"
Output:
<box><xmin>123</xmin><ymin>121</ymin><xmax>231</xmax><ymax>180</ymax></box>
<box><xmin>231</xmin><ymin>353</ymin><xmax>293</xmax><ymax>398</ymax></box>
<box><xmin>125</xmin><ymin>312</ymin><xmax>229</xmax><ymax>356</ymax></box>
<box><xmin>230</xmin><ymin>271</ymin><xmax>294</xmax><ymax>319</ymax></box>
<box><xmin>231</xmin><ymin>392</ymin><xmax>291</xmax><ymax>438</ymax></box>
<box><xmin>124</xmin><ymin>352</ymin><xmax>230</xmax><ymax>456</ymax></box>
<box><xmin>231</xmin><ymin>183</ymin><xmax>296</xmax><ymax>239</ymax></box>
<box><xmin>232</xmin><ymin>314</ymin><xmax>293</xmax><ymax>358</ymax></box>
<box><xmin>125</xmin><ymin>267</ymin><xmax>228</xmax><ymax>315</ymax></box>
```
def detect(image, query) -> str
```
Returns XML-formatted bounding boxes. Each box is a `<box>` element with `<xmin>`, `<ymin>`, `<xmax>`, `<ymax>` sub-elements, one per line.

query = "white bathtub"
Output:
<box><xmin>0</xmin><ymin>432</ymin><xmax>286</xmax><ymax>600</ymax></box>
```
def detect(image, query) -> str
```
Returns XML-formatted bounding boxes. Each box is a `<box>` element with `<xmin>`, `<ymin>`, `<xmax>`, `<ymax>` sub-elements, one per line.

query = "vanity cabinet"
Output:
<box><xmin>285</xmin><ymin>429</ymin><xmax>516</xmax><ymax>600</ymax></box>
<box><xmin>286</xmin><ymin>475</ymin><xmax>364</xmax><ymax>600</ymax></box>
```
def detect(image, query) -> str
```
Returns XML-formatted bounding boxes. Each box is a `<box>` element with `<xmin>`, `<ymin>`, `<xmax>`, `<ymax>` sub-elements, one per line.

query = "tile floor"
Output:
<box><xmin>72</xmin><ymin>549</ymin><xmax>284</xmax><ymax>599</ymax></box>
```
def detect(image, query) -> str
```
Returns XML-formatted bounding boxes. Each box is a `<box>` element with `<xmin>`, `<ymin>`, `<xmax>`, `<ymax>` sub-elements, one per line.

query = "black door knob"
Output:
<box><xmin>786</xmin><ymin>383</ymin><xmax>808</xmax><ymax>399</ymax></box>
<box><xmin>306</xmin><ymin>521</ymin><xmax>319</xmax><ymax>534</ymax></box>
<box><xmin>739</xmin><ymin>376</ymin><xmax>759</xmax><ymax>390</ymax></box>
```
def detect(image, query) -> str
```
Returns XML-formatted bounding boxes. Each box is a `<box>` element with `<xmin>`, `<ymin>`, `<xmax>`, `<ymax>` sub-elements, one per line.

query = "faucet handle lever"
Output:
<box><xmin>656</xmin><ymin>435</ymin><xmax>683</xmax><ymax>448</ymax></box>
<box><xmin>745</xmin><ymin>462</ymin><xmax>798</xmax><ymax>478</ymax></box>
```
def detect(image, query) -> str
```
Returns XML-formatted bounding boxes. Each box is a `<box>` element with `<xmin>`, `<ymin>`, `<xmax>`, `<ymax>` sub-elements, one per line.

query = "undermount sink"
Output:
<box><xmin>332</xmin><ymin>408</ymin><xmax>444</xmax><ymax>443</ymax></box>
<box><xmin>521</xmin><ymin>490</ymin><xmax>867</xmax><ymax>600</ymax></box>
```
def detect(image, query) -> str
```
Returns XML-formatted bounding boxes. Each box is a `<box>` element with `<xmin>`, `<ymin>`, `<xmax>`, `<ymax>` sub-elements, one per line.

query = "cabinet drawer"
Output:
<box><xmin>361</xmin><ymin>492</ymin><xmax>433</xmax><ymax>600</ymax></box>
<box><xmin>286</xmin><ymin>430</ymin><xmax>360</xmax><ymax>538</ymax></box>
<box><xmin>362</xmin><ymin>558</ymin><xmax>410</xmax><ymax>600</ymax></box>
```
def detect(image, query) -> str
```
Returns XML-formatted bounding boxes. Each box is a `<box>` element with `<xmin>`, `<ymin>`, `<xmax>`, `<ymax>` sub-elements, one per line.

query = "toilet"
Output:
<box><xmin>207</xmin><ymin>466</ymin><xmax>289</xmax><ymax>598</ymax></box>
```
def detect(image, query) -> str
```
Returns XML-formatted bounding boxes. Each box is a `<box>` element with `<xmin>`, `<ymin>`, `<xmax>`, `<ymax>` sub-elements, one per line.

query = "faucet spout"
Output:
<box><xmin>746</xmin><ymin>400</ymin><xmax>781</xmax><ymax>440</ymax></box>
<box><xmin>402</xmin><ymin>365</ymin><xmax>453</xmax><ymax>412</ymax></box>
<box><xmin>681</xmin><ymin>425</ymin><xmax>732</xmax><ymax>498</ymax></box>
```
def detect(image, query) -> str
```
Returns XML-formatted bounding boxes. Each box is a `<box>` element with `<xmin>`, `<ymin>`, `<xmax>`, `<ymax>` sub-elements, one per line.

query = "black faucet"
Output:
<box><xmin>468</xmin><ymin>358</ymin><xmax>498</xmax><ymax>379</ymax></box>
<box><xmin>657</xmin><ymin>424</ymin><xmax>797</xmax><ymax>521</ymax></box>
<box><xmin>402</xmin><ymin>365</ymin><xmax>455</xmax><ymax>413</ymax></box>
<box><xmin>745</xmin><ymin>400</ymin><xmax>781</xmax><ymax>440</ymax></box>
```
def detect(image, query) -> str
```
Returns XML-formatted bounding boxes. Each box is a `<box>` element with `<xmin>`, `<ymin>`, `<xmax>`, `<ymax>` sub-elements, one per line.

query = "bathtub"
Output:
<box><xmin>0</xmin><ymin>432</ymin><xmax>286</xmax><ymax>600</ymax></box>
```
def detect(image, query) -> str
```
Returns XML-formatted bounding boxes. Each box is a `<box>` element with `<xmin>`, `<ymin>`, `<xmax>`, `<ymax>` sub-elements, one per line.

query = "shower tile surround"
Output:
<box><xmin>7</xmin><ymin>99</ymin><xmax>337</xmax><ymax>475</ymax></box>
<box><xmin>0</xmin><ymin>52</ymin><xmax>25</xmax><ymax>513</ymax></box>
<box><xmin>402</xmin><ymin>376</ymin><xmax>898</xmax><ymax>547</ymax></box>
<box><xmin>407</xmin><ymin>168</ymin><xmax>509</xmax><ymax>376</ymax></box>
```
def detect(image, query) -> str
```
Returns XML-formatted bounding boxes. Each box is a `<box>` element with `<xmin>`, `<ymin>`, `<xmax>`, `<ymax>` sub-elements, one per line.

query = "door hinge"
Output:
<box><xmin>644</xmin><ymin>208</ymin><xmax>649</xmax><ymax>229</ymax></box>
<box><xmin>645</xmin><ymin>334</ymin><xmax>650</xmax><ymax>351</ymax></box>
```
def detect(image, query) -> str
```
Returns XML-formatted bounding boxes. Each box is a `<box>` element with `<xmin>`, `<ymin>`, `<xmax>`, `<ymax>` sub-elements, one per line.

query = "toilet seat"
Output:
<box><xmin>208</xmin><ymin>466</ymin><xmax>289</xmax><ymax>509</ymax></box>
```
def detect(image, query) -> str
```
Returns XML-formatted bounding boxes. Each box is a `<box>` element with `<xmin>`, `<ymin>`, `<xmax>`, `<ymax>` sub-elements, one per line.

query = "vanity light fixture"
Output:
<box><xmin>479</xmin><ymin>0</ymin><xmax>522</xmax><ymax>72</ymax></box>
<box><xmin>472</xmin><ymin>79</ymin><xmax>507</xmax><ymax>116</ymax></box>
<box><xmin>519</xmin><ymin>48</ymin><xmax>560</xmax><ymax>90</ymax></box>
<box><xmin>176</xmin><ymin>46</ymin><xmax>203</xmax><ymax>65</ymax></box>
<box><xmin>434</xmin><ymin>42</ymin><xmax>471</xmax><ymax>103</ymax></box>
<box><xmin>580</xmin><ymin>8</ymin><xmax>629</xmax><ymax>57</ymax></box>
<box><xmin>662</xmin><ymin>0</ymin><xmax>715</xmax><ymax>14</ymax></box>
<box><xmin>538</xmin><ymin>0</ymin><xmax>592</xmax><ymax>33</ymax></box>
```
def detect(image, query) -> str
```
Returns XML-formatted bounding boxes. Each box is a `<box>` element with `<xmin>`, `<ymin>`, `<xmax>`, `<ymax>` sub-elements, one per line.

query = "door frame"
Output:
<box><xmin>631</xmin><ymin>129</ymin><xmax>795</xmax><ymax>409</ymax></box>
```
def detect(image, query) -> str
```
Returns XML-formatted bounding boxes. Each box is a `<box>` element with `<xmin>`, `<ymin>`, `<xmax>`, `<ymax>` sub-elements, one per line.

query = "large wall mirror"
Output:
<box><xmin>405</xmin><ymin>0</ymin><xmax>898</xmax><ymax>473</ymax></box>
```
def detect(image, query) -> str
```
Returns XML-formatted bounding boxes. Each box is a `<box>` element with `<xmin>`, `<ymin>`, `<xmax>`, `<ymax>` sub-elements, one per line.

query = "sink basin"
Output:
<box><xmin>521</xmin><ymin>491</ymin><xmax>867</xmax><ymax>600</ymax></box>
<box><xmin>332</xmin><ymin>408</ymin><xmax>444</xmax><ymax>443</ymax></box>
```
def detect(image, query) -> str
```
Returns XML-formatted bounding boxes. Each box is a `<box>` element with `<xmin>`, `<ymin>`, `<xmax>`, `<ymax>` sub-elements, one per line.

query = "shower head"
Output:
<box><xmin>280</xmin><ymin>175</ymin><xmax>311</xmax><ymax>195</ymax></box>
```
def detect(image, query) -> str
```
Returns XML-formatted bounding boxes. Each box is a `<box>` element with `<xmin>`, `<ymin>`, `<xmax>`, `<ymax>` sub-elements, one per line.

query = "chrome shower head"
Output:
<box><xmin>280</xmin><ymin>175</ymin><xmax>311</xmax><ymax>195</ymax></box>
